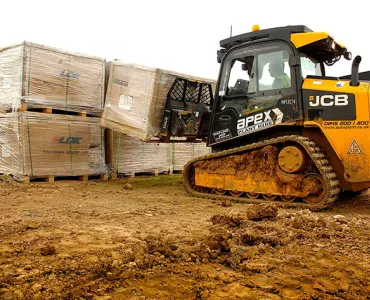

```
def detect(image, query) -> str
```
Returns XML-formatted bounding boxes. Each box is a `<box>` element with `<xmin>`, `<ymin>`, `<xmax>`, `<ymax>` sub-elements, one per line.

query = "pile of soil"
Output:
<box><xmin>0</xmin><ymin>176</ymin><xmax>369</xmax><ymax>299</ymax></box>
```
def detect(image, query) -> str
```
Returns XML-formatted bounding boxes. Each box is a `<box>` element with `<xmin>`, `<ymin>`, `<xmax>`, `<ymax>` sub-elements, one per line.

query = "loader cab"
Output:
<box><xmin>209</xmin><ymin>27</ymin><xmax>305</xmax><ymax>147</ymax></box>
<box><xmin>208</xmin><ymin>25</ymin><xmax>349</xmax><ymax>148</ymax></box>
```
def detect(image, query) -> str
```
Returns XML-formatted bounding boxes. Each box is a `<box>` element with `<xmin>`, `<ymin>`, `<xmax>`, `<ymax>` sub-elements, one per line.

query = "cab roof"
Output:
<box><xmin>220</xmin><ymin>25</ymin><xmax>312</xmax><ymax>49</ymax></box>
<box><xmin>219</xmin><ymin>25</ymin><xmax>347</xmax><ymax>63</ymax></box>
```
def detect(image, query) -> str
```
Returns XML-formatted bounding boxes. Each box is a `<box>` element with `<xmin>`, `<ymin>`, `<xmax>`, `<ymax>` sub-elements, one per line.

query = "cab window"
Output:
<box><xmin>300</xmin><ymin>54</ymin><xmax>321</xmax><ymax>78</ymax></box>
<box><xmin>219</xmin><ymin>56</ymin><xmax>257</xmax><ymax>116</ymax></box>
<box><xmin>227</xmin><ymin>56</ymin><xmax>256</xmax><ymax>95</ymax></box>
<box><xmin>258</xmin><ymin>50</ymin><xmax>291</xmax><ymax>91</ymax></box>
<box><xmin>216</xmin><ymin>42</ymin><xmax>294</xmax><ymax>116</ymax></box>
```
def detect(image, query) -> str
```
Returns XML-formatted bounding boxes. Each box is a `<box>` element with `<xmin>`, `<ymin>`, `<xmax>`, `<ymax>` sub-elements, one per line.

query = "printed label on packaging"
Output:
<box><xmin>119</xmin><ymin>95</ymin><xmax>133</xmax><ymax>110</ymax></box>
<box><xmin>1</xmin><ymin>143</ymin><xmax>10</xmax><ymax>158</ymax></box>
<box><xmin>0</xmin><ymin>76</ymin><xmax>11</xmax><ymax>88</ymax></box>
<box><xmin>114</xmin><ymin>79</ymin><xmax>128</xmax><ymax>87</ymax></box>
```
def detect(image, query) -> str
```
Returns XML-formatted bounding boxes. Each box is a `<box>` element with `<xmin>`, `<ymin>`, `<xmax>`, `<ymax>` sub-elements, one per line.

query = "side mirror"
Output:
<box><xmin>241</xmin><ymin>63</ymin><xmax>248</xmax><ymax>71</ymax></box>
<box><xmin>344</xmin><ymin>51</ymin><xmax>352</xmax><ymax>60</ymax></box>
<box><xmin>217</xmin><ymin>49</ymin><xmax>226</xmax><ymax>64</ymax></box>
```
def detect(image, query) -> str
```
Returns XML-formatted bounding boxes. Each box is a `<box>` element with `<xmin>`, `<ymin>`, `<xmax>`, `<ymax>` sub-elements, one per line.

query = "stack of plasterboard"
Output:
<box><xmin>111</xmin><ymin>132</ymin><xmax>170</xmax><ymax>175</ymax></box>
<box><xmin>169</xmin><ymin>143</ymin><xmax>211</xmax><ymax>172</ymax></box>
<box><xmin>101</xmin><ymin>62</ymin><xmax>216</xmax><ymax>141</ymax></box>
<box><xmin>193</xmin><ymin>142</ymin><xmax>212</xmax><ymax>159</ymax></box>
<box><xmin>0</xmin><ymin>41</ymin><xmax>105</xmax><ymax>114</ymax></box>
<box><xmin>109</xmin><ymin>132</ymin><xmax>210</xmax><ymax>175</ymax></box>
<box><xmin>0</xmin><ymin>112</ymin><xmax>106</xmax><ymax>181</ymax></box>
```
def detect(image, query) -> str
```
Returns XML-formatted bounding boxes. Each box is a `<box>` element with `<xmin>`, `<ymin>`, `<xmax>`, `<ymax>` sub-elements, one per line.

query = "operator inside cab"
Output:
<box><xmin>268</xmin><ymin>60</ymin><xmax>291</xmax><ymax>89</ymax></box>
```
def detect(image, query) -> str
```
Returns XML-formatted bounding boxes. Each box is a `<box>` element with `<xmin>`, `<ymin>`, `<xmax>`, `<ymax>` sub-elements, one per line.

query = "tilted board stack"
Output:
<box><xmin>101</xmin><ymin>62</ymin><xmax>216</xmax><ymax>141</ymax></box>
<box><xmin>0</xmin><ymin>112</ymin><xmax>106</xmax><ymax>181</ymax></box>
<box><xmin>0</xmin><ymin>41</ymin><xmax>105</xmax><ymax>114</ymax></box>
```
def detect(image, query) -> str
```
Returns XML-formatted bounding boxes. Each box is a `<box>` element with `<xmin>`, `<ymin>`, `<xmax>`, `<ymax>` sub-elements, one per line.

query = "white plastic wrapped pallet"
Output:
<box><xmin>112</xmin><ymin>132</ymin><xmax>170</xmax><ymax>174</ymax></box>
<box><xmin>170</xmin><ymin>143</ymin><xmax>211</xmax><ymax>172</ymax></box>
<box><xmin>0</xmin><ymin>42</ymin><xmax>105</xmax><ymax>114</ymax></box>
<box><xmin>0</xmin><ymin>112</ymin><xmax>107</xmax><ymax>181</ymax></box>
<box><xmin>101</xmin><ymin>62</ymin><xmax>216</xmax><ymax>141</ymax></box>
<box><xmin>110</xmin><ymin>132</ymin><xmax>210</xmax><ymax>174</ymax></box>
<box><xmin>193</xmin><ymin>142</ymin><xmax>212</xmax><ymax>160</ymax></box>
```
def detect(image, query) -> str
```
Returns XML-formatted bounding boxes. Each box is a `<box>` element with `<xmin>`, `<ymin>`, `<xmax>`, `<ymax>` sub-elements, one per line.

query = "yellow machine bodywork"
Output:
<box><xmin>303</xmin><ymin>79</ymin><xmax>370</xmax><ymax>183</ymax></box>
<box><xmin>182</xmin><ymin>25</ymin><xmax>369</xmax><ymax>210</ymax></box>
<box><xmin>291</xmin><ymin>32</ymin><xmax>346</xmax><ymax>49</ymax></box>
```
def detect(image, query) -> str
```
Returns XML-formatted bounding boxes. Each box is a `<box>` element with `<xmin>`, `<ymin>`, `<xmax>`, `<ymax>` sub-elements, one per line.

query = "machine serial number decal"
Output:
<box><xmin>280</xmin><ymin>98</ymin><xmax>297</xmax><ymax>105</ymax></box>
<box><xmin>212</xmin><ymin>128</ymin><xmax>232</xmax><ymax>141</ymax></box>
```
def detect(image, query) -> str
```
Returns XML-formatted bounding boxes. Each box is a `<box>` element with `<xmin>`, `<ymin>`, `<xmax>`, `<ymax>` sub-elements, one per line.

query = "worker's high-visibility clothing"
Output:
<box><xmin>273</xmin><ymin>74</ymin><xmax>291</xmax><ymax>89</ymax></box>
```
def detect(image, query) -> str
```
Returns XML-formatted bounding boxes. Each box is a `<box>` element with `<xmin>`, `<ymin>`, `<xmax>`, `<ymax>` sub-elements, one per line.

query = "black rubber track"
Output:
<box><xmin>183</xmin><ymin>135</ymin><xmax>340</xmax><ymax>211</ymax></box>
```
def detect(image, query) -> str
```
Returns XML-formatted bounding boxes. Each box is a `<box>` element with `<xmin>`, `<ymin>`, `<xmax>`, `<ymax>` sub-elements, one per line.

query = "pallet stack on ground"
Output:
<box><xmin>169</xmin><ymin>142</ymin><xmax>211</xmax><ymax>174</ymax></box>
<box><xmin>0</xmin><ymin>42</ymin><xmax>107</xmax><ymax>182</ymax></box>
<box><xmin>107</xmin><ymin>131</ymin><xmax>210</xmax><ymax>177</ymax></box>
<box><xmin>108</xmin><ymin>132</ymin><xmax>170</xmax><ymax>177</ymax></box>
<box><xmin>101</xmin><ymin>62</ymin><xmax>216</xmax><ymax>141</ymax></box>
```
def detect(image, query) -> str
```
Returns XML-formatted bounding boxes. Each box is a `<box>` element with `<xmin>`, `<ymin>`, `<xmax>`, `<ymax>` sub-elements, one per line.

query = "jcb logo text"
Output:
<box><xmin>309</xmin><ymin>95</ymin><xmax>348</xmax><ymax>107</ymax></box>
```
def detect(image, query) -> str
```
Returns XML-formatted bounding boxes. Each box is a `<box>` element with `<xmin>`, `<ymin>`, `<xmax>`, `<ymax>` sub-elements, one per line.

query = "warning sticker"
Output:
<box><xmin>347</xmin><ymin>140</ymin><xmax>362</xmax><ymax>154</ymax></box>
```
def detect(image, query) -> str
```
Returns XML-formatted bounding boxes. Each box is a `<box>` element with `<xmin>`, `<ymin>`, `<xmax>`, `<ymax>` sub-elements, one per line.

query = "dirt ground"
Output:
<box><xmin>0</xmin><ymin>175</ymin><xmax>369</xmax><ymax>300</ymax></box>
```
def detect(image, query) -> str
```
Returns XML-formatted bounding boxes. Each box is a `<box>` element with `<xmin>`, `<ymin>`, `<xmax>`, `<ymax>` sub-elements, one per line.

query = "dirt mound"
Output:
<box><xmin>210</xmin><ymin>214</ymin><xmax>243</xmax><ymax>227</ymax></box>
<box><xmin>0</xmin><ymin>177</ymin><xmax>369</xmax><ymax>299</ymax></box>
<box><xmin>203</xmin><ymin>207</ymin><xmax>370</xmax><ymax>299</ymax></box>
<box><xmin>246</xmin><ymin>203</ymin><xmax>278</xmax><ymax>220</ymax></box>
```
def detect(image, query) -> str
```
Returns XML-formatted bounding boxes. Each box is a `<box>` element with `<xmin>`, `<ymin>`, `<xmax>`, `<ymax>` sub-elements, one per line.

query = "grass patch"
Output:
<box><xmin>94</xmin><ymin>174</ymin><xmax>183</xmax><ymax>191</ymax></box>
<box><xmin>128</xmin><ymin>174</ymin><xmax>183</xmax><ymax>188</ymax></box>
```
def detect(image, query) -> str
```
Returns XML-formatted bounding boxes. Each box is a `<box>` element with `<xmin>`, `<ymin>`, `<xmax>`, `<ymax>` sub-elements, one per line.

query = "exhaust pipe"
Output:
<box><xmin>350</xmin><ymin>55</ymin><xmax>362</xmax><ymax>86</ymax></box>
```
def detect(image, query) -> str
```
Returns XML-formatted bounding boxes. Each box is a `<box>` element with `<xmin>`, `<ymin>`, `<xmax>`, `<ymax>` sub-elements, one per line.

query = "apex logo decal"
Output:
<box><xmin>52</xmin><ymin>136</ymin><xmax>83</xmax><ymax>144</ymax></box>
<box><xmin>309</xmin><ymin>95</ymin><xmax>348</xmax><ymax>107</ymax></box>
<box><xmin>237</xmin><ymin>108</ymin><xmax>283</xmax><ymax>136</ymax></box>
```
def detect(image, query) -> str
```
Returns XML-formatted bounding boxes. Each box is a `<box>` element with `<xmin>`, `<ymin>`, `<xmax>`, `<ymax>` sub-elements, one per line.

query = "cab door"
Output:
<box><xmin>209</xmin><ymin>41</ymin><xmax>301</xmax><ymax>146</ymax></box>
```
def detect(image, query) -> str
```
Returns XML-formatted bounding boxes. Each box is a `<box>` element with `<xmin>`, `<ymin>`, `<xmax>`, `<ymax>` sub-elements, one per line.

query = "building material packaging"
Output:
<box><xmin>0</xmin><ymin>112</ymin><xmax>107</xmax><ymax>180</ymax></box>
<box><xmin>111</xmin><ymin>132</ymin><xmax>170</xmax><ymax>174</ymax></box>
<box><xmin>0</xmin><ymin>42</ymin><xmax>105</xmax><ymax>114</ymax></box>
<box><xmin>101</xmin><ymin>62</ymin><xmax>216</xmax><ymax>141</ymax></box>
<box><xmin>169</xmin><ymin>142</ymin><xmax>211</xmax><ymax>172</ymax></box>
<box><xmin>111</xmin><ymin>132</ymin><xmax>210</xmax><ymax>174</ymax></box>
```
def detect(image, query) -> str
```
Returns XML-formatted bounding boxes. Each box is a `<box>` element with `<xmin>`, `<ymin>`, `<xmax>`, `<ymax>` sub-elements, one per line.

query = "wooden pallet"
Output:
<box><xmin>112</xmin><ymin>170</ymin><xmax>164</xmax><ymax>178</ymax></box>
<box><xmin>18</xmin><ymin>104</ymin><xmax>103</xmax><ymax>118</ymax></box>
<box><xmin>169</xmin><ymin>170</ymin><xmax>183</xmax><ymax>175</ymax></box>
<box><xmin>22</xmin><ymin>174</ymin><xmax>108</xmax><ymax>183</ymax></box>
